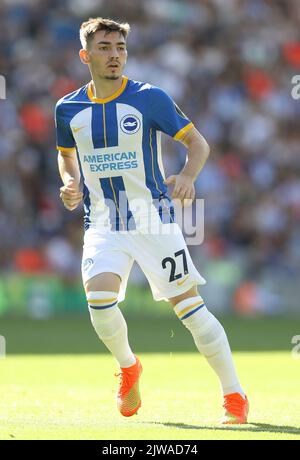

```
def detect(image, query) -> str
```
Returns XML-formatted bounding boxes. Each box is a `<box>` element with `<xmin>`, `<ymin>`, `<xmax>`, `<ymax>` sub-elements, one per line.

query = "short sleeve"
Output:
<box><xmin>149</xmin><ymin>87</ymin><xmax>194</xmax><ymax>140</ymax></box>
<box><xmin>55</xmin><ymin>102</ymin><xmax>76</xmax><ymax>151</ymax></box>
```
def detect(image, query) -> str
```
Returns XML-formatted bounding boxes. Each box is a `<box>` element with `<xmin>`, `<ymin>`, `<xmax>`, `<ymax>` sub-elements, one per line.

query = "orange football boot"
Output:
<box><xmin>115</xmin><ymin>356</ymin><xmax>143</xmax><ymax>417</ymax></box>
<box><xmin>222</xmin><ymin>392</ymin><xmax>249</xmax><ymax>424</ymax></box>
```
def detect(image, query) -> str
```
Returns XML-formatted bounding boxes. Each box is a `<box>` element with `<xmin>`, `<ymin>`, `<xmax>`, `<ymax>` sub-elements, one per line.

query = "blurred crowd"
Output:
<box><xmin>1</xmin><ymin>0</ymin><xmax>300</xmax><ymax>314</ymax></box>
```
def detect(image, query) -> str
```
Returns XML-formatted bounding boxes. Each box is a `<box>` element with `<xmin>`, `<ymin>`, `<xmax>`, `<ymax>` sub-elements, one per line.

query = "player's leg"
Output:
<box><xmin>169</xmin><ymin>287</ymin><xmax>248</xmax><ymax>424</ymax></box>
<box><xmin>84</xmin><ymin>271</ymin><xmax>142</xmax><ymax>417</ymax></box>
<box><xmin>81</xmin><ymin>228</ymin><xmax>143</xmax><ymax>417</ymax></box>
<box><xmin>169</xmin><ymin>286</ymin><xmax>245</xmax><ymax>397</ymax></box>
<box><xmin>132</xmin><ymin>223</ymin><xmax>248</xmax><ymax>422</ymax></box>
<box><xmin>84</xmin><ymin>272</ymin><xmax>136</xmax><ymax>369</ymax></box>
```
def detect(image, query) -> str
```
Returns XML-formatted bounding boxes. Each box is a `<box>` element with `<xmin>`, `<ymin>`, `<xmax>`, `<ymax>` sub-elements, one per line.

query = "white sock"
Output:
<box><xmin>87</xmin><ymin>291</ymin><xmax>136</xmax><ymax>368</ymax></box>
<box><xmin>174</xmin><ymin>296</ymin><xmax>245</xmax><ymax>398</ymax></box>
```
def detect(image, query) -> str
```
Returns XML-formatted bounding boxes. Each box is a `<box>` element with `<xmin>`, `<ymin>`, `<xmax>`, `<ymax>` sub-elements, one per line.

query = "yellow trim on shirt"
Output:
<box><xmin>57</xmin><ymin>146</ymin><xmax>76</xmax><ymax>152</ymax></box>
<box><xmin>149</xmin><ymin>128</ymin><xmax>160</xmax><ymax>194</ymax></box>
<box><xmin>103</xmin><ymin>104</ymin><xmax>107</xmax><ymax>147</ymax></box>
<box><xmin>87</xmin><ymin>76</ymin><xmax>128</xmax><ymax>103</ymax></box>
<box><xmin>173</xmin><ymin>122</ymin><xmax>194</xmax><ymax>141</ymax></box>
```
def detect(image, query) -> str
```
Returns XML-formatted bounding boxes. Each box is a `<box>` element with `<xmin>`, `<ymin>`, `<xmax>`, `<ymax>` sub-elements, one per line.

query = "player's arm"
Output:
<box><xmin>57</xmin><ymin>149</ymin><xmax>83</xmax><ymax>211</ymax></box>
<box><xmin>164</xmin><ymin>126</ymin><xmax>210</xmax><ymax>204</ymax></box>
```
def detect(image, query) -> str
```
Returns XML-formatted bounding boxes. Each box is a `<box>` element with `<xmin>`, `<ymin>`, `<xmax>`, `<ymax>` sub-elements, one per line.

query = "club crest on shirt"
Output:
<box><xmin>120</xmin><ymin>114</ymin><xmax>141</xmax><ymax>134</ymax></box>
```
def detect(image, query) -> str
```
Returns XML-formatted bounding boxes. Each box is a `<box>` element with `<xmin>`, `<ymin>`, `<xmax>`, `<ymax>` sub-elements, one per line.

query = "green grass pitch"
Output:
<box><xmin>0</xmin><ymin>315</ymin><xmax>300</xmax><ymax>440</ymax></box>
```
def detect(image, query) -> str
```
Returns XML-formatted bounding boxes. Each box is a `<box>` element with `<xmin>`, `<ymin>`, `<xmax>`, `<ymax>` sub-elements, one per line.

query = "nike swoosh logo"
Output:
<box><xmin>177</xmin><ymin>275</ymin><xmax>190</xmax><ymax>286</ymax></box>
<box><xmin>72</xmin><ymin>126</ymin><xmax>85</xmax><ymax>133</ymax></box>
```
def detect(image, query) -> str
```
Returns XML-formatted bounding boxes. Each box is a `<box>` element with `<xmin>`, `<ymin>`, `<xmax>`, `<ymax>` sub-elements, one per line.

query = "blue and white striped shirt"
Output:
<box><xmin>55</xmin><ymin>76</ymin><xmax>194</xmax><ymax>231</ymax></box>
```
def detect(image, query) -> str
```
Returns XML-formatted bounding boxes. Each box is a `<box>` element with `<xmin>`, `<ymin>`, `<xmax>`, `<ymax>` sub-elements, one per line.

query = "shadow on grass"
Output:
<box><xmin>140</xmin><ymin>421</ymin><xmax>300</xmax><ymax>436</ymax></box>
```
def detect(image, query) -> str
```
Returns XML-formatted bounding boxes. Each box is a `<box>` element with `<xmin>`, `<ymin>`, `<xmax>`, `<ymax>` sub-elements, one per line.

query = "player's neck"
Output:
<box><xmin>91</xmin><ymin>75</ymin><xmax>124</xmax><ymax>100</ymax></box>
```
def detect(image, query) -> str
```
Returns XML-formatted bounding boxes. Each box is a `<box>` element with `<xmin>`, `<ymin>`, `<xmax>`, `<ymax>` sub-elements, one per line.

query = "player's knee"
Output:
<box><xmin>85</xmin><ymin>272</ymin><xmax>121</xmax><ymax>293</ymax></box>
<box><xmin>86</xmin><ymin>291</ymin><xmax>122</xmax><ymax>339</ymax></box>
<box><xmin>173</xmin><ymin>295</ymin><xmax>207</xmax><ymax>323</ymax></box>
<box><xmin>168</xmin><ymin>286</ymin><xmax>199</xmax><ymax>307</ymax></box>
<box><xmin>174</xmin><ymin>296</ymin><xmax>225</xmax><ymax>344</ymax></box>
<box><xmin>87</xmin><ymin>290</ymin><xmax>118</xmax><ymax>321</ymax></box>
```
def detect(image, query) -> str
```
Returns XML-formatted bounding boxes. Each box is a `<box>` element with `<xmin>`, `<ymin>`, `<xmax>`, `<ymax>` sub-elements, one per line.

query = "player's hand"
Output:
<box><xmin>60</xmin><ymin>178</ymin><xmax>83</xmax><ymax>211</ymax></box>
<box><xmin>164</xmin><ymin>174</ymin><xmax>195</xmax><ymax>207</ymax></box>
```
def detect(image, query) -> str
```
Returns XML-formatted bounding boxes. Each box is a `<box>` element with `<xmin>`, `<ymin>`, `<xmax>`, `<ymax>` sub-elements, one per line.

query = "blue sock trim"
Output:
<box><xmin>181</xmin><ymin>303</ymin><xmax>206</xmax><ymax>320</ymax></box>
<box><xmin>88</xmin><ymin>300</ymin><xmax>118</xmax><ymax>310</ymax></box>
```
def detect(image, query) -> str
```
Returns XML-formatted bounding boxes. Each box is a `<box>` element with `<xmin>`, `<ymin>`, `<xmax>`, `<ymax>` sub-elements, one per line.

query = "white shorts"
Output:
<box><xmin>81</xmin><ymin>223</ymin><xmax>206</xmax><ymax>303</ymax></box>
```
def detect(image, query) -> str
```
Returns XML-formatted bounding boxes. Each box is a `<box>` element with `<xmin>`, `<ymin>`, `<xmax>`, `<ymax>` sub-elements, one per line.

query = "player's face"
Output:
<box><xmin>84</xmin><ymin>30</ymin><xmax>127</xmax><ymax>80</ymax></box>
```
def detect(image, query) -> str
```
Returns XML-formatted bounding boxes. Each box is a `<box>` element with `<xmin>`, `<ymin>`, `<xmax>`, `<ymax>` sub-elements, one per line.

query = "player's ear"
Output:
<box><xmin>79</xmin><ymin>48</ymin><xmax>90</xmax><ymax>65</ymax></box>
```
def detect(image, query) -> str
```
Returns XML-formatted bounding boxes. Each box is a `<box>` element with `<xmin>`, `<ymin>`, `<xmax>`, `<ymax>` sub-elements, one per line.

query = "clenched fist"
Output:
<box><xmin>60</xmin><ymin>178</ymin><xmax>83</xmax><ymax>211</ymax></box>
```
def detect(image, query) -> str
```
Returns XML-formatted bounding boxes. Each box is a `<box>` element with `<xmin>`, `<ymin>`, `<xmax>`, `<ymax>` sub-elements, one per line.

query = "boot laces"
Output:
<box><xmin>115</xmin><ymin>368</ymin><xmax>134</xmax><ymax>395</ymax></box>
<box><xmin>223</xmin><ymin>394</ymin><xmax>244</xmax><ymax>416</ymax></box>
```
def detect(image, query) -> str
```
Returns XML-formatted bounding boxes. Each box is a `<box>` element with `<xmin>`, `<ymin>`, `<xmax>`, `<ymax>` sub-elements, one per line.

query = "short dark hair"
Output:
<box><xmin>80</xmin><ymin>17</ymin><xmax>130</xmax><ymax>49</ymax></box>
